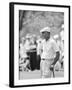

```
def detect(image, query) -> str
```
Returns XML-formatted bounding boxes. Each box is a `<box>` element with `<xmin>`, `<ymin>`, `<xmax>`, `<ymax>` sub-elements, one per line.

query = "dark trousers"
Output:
<box><xmin>30</xmin><ymin>51</ymin><xmax>37</xmax><ymax>70</ymax></box>
<box><xmin>28</xmin><ymin>51</ymin><xmax>41</xmax><ymax>70</ymax></box>
<box><xmin>36</xmin><ymin>55</ymin><xmax>41</xmax><ymax>70</ymax></box>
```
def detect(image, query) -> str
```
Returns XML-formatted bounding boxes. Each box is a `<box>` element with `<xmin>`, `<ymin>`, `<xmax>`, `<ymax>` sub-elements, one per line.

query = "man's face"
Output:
<box><xmin>42</xmin><ymin>31</ymin><xmax>50</xmax><ymax>40</ymax></box>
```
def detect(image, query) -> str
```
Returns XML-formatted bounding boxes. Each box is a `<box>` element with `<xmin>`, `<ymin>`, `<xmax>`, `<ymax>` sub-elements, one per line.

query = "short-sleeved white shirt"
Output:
<box><xmin>41</xmin><ymin>38</ymin><xmax>59</xmax><ymax>59</ymax></box>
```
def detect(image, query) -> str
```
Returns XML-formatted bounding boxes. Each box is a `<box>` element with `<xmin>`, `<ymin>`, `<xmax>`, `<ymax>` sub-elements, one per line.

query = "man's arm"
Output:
<box><xmin>50</xmin><ymin>51</ymin><xmax>60</xmax><ymax>71</ymax></box>
<box><xmin>50</xmin><ymin>39</ymin><xmax>60</xmax><ymax>71</ymax></box>
<box><xmin>52</xmin><ymin>51</ymin><xmax>60</xmax><ymax>65</ymax></box>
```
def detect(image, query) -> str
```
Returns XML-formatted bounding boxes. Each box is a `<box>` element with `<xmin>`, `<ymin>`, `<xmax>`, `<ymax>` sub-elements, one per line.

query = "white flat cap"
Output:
<box><xmin>40</xmin><ymin>27</ymin><xmax>50</xmax><ymax>33</ymax></box>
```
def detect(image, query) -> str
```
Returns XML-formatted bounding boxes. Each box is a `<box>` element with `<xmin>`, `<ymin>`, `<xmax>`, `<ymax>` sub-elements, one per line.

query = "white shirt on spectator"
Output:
<box><xmin>20</xmin><ymin>43</ymin><xmax>28</xmax><ymax>58</ymax></box>
<box><xmin>41</xmin><ymin>38</ymin><xmax>59</xmax><ymax>59</ymax></box>
<box><xmin>37</xmin><ymin>39</ymin><xmax>42</xmax><ymax>55</ymax></box>
<box><xmin>24</xmin><ymin>40</ymin><xmax>31</xmax><ymax>51</ymax></box>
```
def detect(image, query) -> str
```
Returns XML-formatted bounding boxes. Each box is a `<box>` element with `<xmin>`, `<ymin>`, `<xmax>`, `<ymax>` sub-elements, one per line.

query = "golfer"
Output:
<box><xmin>40</xmin><ymin>27</ymin><xmax>60</xmax><ymax>78</ymax></box>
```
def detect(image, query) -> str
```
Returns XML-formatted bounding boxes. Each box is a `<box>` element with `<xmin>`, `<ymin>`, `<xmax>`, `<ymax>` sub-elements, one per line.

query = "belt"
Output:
<box><xmin>42</xmin><ymin>58</ymin><xmax>54</xmax><ymax>61</ymax></box>
<box><xmin>42</xmin><ymin>58</ymin><xmax>45</xmax><ymax>60</ymax></box>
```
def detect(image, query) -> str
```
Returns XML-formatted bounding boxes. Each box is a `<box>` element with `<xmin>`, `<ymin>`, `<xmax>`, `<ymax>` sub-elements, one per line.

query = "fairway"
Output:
<box><xmin>19</xmin><ymin>70</ymin><xmax>64</xmax><ymax>80</ymax></box>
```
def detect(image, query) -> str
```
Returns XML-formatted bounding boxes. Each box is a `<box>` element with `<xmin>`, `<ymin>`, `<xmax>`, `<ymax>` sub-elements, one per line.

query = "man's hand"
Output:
<box><xmin>50</xmin><ymin>65</ymin><xmax>54</xmax><ymax>71</ymax></box>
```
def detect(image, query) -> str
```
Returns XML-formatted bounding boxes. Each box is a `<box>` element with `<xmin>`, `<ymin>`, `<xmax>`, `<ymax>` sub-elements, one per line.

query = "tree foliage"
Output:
<box><xmin>19</xmin><ymin>10</ymin><xmax>64</xmax><ymax>38</ymax></box>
